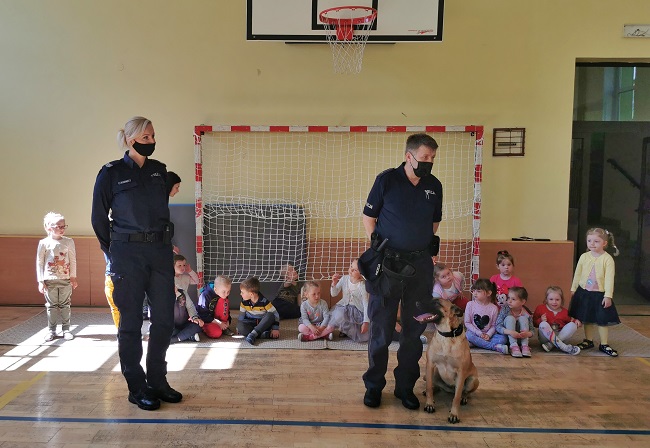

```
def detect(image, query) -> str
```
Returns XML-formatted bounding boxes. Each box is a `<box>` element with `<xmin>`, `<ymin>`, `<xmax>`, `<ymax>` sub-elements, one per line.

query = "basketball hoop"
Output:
<box><xmin>319</xmin><ymin>6</ymin><xmax>377</xmax><ymax>74</ymax></box>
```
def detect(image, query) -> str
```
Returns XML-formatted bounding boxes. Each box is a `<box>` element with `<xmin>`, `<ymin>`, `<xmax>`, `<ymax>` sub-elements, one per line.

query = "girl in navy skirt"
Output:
<box><xmin>569</xmin><ymin>228</ymin><xmax>620</xmax><ymax>357</ymax></box>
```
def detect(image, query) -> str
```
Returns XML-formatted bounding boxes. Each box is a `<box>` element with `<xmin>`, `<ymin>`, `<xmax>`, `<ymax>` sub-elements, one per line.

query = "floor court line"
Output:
<box><xmin>0</xmin><ymin>371</ymin><xmax>46</xmax><ymax>410</ymax></box>
<box><xmin>0</xmin><ymin>415</ymin><xmax>649</xmax><ymax>436</ymax></box>
<box><xmin>637</xmin><ymin>357</ymin><xmax>650</xmax><ymax>367</ymax></box>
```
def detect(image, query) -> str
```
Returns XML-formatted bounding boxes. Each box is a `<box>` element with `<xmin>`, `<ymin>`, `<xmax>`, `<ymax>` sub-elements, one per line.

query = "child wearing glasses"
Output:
<box><xmin>36</xmin><ymin>212</ymin><xmax>78</xmax><ymax>341</ymax></box>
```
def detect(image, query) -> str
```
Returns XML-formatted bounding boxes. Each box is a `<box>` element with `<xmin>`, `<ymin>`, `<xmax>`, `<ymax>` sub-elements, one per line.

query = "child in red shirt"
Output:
<box><xmin>489</xmin><ymin>250</ymin><xmax>523</xmax><ymax>308</ymax></box>
<box><xmin>197</xmin><ymin>275</ymin><xmax>233</xmax><ymax>338</ymax></box>
<box><xmin>533</xmin><ymin>286</ymin><xmax>581</xmax><ymax>355</ymax></box>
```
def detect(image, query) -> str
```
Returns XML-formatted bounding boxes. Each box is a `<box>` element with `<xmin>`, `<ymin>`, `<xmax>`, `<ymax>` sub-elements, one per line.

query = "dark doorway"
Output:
<box><xmin>571</xmin><ymin>63</ymin><xmax>650</xmax><ymax>304</ymax></box>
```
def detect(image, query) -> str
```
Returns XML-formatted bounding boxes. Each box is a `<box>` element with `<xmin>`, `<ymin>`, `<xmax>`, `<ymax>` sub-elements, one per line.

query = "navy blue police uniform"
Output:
<box><xmin>91</xmin><ymin>152</ymin><xmax>175</xmax><ymax>397</ymax></box>
<box><xmin>362</xmin><ymin>162</ymin><xmax>443</xmax><ymax>399</ymax></box>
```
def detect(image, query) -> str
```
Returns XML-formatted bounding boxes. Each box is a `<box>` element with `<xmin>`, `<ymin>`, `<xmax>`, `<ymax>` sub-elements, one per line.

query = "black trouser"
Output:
<box><xmin>363</xmin><ymin>253</ymin><xmax>433</xmax><ymax>393</ymax></box>
<box><xmin>272</xmin><ymin>298</ymin><xmax>301</xmax><ymax>320</ymax></box>
<box><xmin>109</xmin><ymin>240</ymin><xmax>175</xmax><ymax>393</ymax></box>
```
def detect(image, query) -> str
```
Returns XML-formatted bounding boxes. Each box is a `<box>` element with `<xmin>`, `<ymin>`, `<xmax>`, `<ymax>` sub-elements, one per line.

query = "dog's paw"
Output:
<box><xmin>423</xmin><ymin>404</ymin><xmax>435</xmax><ymax>413</ymax></box>
<box><xmin>448</xmin><ymin>413</ymin><xmax>460</xmax><ymax>424</ymax></box>
<box><xmin>461</xmin><ymin>397</ymin><xmax>468</xmax><ymax>406</ymax></box>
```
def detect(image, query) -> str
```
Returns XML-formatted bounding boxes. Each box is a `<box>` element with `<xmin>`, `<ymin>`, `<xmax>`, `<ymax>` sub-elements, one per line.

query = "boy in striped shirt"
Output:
<box><xmin>237</xmin><ymin>277</ymin><xmax>280</xmax><ymax>345</ymax></box>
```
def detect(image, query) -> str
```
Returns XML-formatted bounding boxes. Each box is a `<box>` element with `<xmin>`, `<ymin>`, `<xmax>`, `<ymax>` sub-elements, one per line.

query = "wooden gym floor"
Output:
<box><xmin>0</xmin><ymin>305</ymin><xmax>649</xmax><ymax>447</ymax></box>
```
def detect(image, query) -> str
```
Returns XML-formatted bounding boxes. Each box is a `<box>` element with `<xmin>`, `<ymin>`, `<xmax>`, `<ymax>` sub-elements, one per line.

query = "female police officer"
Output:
<box><xmin>360</xmin><ymin>133</ymin><xmax>442</xmax><ymax>410</ymax></box>
<box><xmin>92</xmin><ymin>116</ymin><xmax>181</xmax><ymax>410</ymax></box>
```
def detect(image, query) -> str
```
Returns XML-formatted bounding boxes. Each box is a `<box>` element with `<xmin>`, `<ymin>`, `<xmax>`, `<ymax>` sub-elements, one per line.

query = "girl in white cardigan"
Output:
<box><xmin>329</xmin><ymin>259</ymin><xmax>370</xmax><ymax>342</ymax></box>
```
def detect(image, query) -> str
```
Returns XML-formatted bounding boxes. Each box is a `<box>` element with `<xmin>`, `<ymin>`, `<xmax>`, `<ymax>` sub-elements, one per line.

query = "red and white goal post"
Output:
<box><xmin>193</xmin><ymin>125</ymin><xmax>483</xmax><ymax>290</ymax></box>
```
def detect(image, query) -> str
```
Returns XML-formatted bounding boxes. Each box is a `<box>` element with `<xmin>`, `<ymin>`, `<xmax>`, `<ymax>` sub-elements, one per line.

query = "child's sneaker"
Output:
<box><xmin>194</xmin><ymin>333</ymin><xmax>201</xmax><ymax>342</ymax></box>
<box><xmin>245</xmin><ymin>333</ymin><xmax>257</xmax><ymax>345</ymax></box>
<box><xmin>44</xmin><ymin>331</ymin><xmax>56</xmax><ymax>342</ymax></box>
<box><xmin>510</xmin><ymin>345</ymin><xmax>523</xmax><ymax>358</ymax></box>
<box><xmin>63</xmin><ymin>331</ymin><xmax>74</xmax><ymax>341</ymax></box>
<box><xmin>541</xmin><ymin>342</ymin><xmax>553</xmax><ymax>352</ymax></box>
<box><xmin>223</xmin><ymin>328</ymin><xmax>234</xmax><ymax>336</ymax></box>
<box><xmin>328</xmin><ymin>332</ymin><xmax>334</xmax><ymax>341</ymax></box>
<box><xmin>260</xmin><ymin>330</ymin><xmax>271</xmax><ymax>339</ymax></box>
<box><xmin>298</xmin><ymin>333</ymin><xmax>305</xmax><ymax>342</ymax></box>
<box><xmin>496</xmin><ymin>344</ymin><xmax>509</xmax><ymax>355</ymax></box>
<box><xmin>566</xmin><ymin>345</ymin><xmax>581</xmax><ymax>356</ymax></box>
<box><xmin>521</xmin><ymin>345</ymin><xmax>531</xmax><ymax>357</ymax></box>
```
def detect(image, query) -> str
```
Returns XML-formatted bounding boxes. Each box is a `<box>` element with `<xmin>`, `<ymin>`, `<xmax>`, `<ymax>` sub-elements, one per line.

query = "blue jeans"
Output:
<box><xmin>466</xmin><ymin>331</ymin><xmax>507</xmax><ymax>351</ymax></box>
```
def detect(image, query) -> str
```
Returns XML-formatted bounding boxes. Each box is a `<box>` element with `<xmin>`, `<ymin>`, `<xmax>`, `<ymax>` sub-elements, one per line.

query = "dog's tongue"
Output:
<box><xmin>414</xmin><ymin>313</ymin><xmax>435</xmax><ymax>323</ymax></box>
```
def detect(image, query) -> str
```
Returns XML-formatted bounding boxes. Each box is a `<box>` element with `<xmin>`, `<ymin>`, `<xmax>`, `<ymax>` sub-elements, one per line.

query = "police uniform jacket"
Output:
<box><xmin>363</xmin><ymin>162</ymin><xmax>443</xmax><ymax>252</ymax></box>
<box><xmin>91</xmin><ymin>151</ymin><xmax>170</xmax><ymax>255</ymax></box>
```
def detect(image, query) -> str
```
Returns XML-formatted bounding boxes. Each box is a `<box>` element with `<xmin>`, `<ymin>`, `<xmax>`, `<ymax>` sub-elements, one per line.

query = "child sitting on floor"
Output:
<box><xmin>496</xmin><ymin>286</ymin><xmax>534</xmax><ymax>358</ymax></box>
<box><xmin>237</xmin><ymin>276</ymin><xmax>280</xmax><ymax>345</ymax></box>
<box><xmin>197</xmin><ymin>275</ymin><xmax>233</xmax><ymax>339</ymax></box>
<box><xmin>298</xmin><ymin>281</ymin><xmax>334</xmax><ymax>341</ymax></box>
<box><xmin>533</xmin><ymin>286</ymin><xmax>581</xmax><ymax>355</ymax></box>
<box><xmin>464</xmin><ymin>279</ymin><xmax>508</xmax><ymax>354</ymax></box>
<box><xmin>329</xmin><ymin>259</ymin><xmax>370</xmax><ymax>343</ymax></box>
<box><xmin>272</xmin><ymin>262</ymin><xmax>304</xmax><ymax>320</ymax></box>
<box><xmin>170</xmin><ymin>287</ymin><xmax>203</xmax><ymax>343</ymax></box>
<box><xmin>432</xmin><ymin>262</ymin><xmax>469</xmax><ymax>311</ymax></box>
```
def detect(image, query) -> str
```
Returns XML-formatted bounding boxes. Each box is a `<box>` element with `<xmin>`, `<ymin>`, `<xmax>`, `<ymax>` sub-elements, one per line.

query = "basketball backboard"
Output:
<box><xmin>247</xmin><ymin>0</ymin><xmax>444</xmax><ymax>43</ymax></box>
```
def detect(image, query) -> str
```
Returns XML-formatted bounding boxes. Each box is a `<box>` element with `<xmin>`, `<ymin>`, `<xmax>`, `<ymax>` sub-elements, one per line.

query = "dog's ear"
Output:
<box><xmin>451</xmin><ymin>304</ymin><xmax>464</xmax><ymax>319</ymax></box>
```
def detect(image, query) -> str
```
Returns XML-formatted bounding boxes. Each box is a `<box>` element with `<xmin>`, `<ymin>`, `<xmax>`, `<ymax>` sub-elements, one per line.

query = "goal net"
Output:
<box><xmin>194</xmin><ymin>125</ymin><xmax>482</xmax><ymax>286</ymax></box>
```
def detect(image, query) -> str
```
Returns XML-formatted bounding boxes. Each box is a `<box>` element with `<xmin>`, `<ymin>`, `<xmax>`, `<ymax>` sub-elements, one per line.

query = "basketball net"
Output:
<box><xmin>320</xmin><ymin>6</ymin><xmax>377</xmax><ymax>75</ymax></box>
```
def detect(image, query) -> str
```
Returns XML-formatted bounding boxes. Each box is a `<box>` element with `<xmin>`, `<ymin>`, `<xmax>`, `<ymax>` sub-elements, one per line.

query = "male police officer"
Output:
<box><xmin>92</xmin><ymin>117</ymin><xmax>181</xmax><ymax>411</ymax></box>
<box><xmin>361</xmin><ymin>133</ymin><xmax>442</xmax><ymax>410</ymax></box>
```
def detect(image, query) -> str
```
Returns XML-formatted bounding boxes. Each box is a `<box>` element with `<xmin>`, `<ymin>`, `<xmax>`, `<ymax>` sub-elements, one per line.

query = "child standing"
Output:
<box><xmin>170</xmin><ymin>288</ymin><xmax>204</xmax><ymax>343</ymax></box>
<box><xmin>329</xmin><ymin>259</ymin><xmax>370</xmax><ymax>343</ymax></box>
<box><xmin>432</xmin><ymin>263</ymin><xmax>469</xmax><ymax>311</ymax></box>
<box><xmin>490</xmin><ymin>250</ymin><xmax>523</xmax><ymax>308</ymax></box>
<box><xmin>569</xmin><ymin>228</ymin><xmax>621</xmax><ymax>357</ymax></box>
<box><xmin>238</xmin><ymin>276</ymin><xmax>280</xmax><ymax>345</ymax></box>
<box><xmin>36</xmin><ymin>212</ymin><xmax>77</xmax><ymax>341</ymax></box>
<box><xmin>298</xmin><ymin>281</ymin><xmax>334</xmax><ymax>341</ymax></box>
<box><xmin>496</xmin><ymin>287</ymin><xmax>534</xmax><ymax>358</ymax></box>
<box><xmin>197</xmin><ymin>275</ymin><xmax>233</xmax><ymax>338</ymax></box>
<box><xmin>464</xmin><ymin>279</ymin><xmax>508</xmax><ymax>354</ymax></box>
<box><xmin>533</xmin><ymin>286</ymin><xmax>581</xmax><ymax>355</ymax></box>
<box><xmin>272</xmin><ymin>262</ymin><xmax>303</xmax><ymax>319</ymax></box>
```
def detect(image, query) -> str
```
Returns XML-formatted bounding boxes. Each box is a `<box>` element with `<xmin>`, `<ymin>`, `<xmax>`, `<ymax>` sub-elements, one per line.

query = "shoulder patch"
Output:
<box><xmin>104</xmin><ymin>159</ymin><xmax>122</xmax><ymax>169</ymax></box>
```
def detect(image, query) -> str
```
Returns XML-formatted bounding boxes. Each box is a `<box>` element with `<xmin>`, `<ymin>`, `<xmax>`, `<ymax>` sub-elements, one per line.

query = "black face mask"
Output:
<box><xmin>408</xmin><ymin>155</ymin><xmax>433</xmax><ymax>178</ymax></box>
<box><xmin>132</xmin><ymin>141</ymin><xmax>155</xmax><ymax>157</ymax></box>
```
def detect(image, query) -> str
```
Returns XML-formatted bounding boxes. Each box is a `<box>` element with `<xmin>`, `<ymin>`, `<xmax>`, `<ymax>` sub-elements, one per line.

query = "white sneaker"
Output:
<box><xmin>567</xmin><ymin>345</ymin><xmax>581</xmax><ymax>356</ymax></box>
<box><xmin>541</xmin><ymin>342</ymin><xmax>553</xmax><ymax>352</ymax></box>
<box><xmin>194</xmin><ymin>333</ymin><xmax>201</xmax><ymax>342</ymax></box>
<box><xmin>298</xmin><ymin>333</ymin><xmax>305</xmax><ymax>342</ymax></box>
<box><xmin>44</xmin><ymin>331</ymin><xmax>56</xmax><ymax>342</ymax></box>
<box><xmin>63</xmin><ymin>331</ymin><xmax>74</xmax><ymax>341</ymax></box>
<box><xmin>328</xmin><ymin>332</ymin><xmax>334</xmax><ymax>341</ymax></box>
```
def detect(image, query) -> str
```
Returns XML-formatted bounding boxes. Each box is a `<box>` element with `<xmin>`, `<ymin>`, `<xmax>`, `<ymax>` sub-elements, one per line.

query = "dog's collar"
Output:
<box><xmin>437</xmin><ymin>324</ymin><xmax>464</xmax><ymax>338</ymax></box>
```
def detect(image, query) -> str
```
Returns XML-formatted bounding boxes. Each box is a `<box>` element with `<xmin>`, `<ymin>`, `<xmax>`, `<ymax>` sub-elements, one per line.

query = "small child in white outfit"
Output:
<box><xmin>329</xmin><ymin>259</ymin><xmax>370</xmax><ymax>343</ymax></box>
